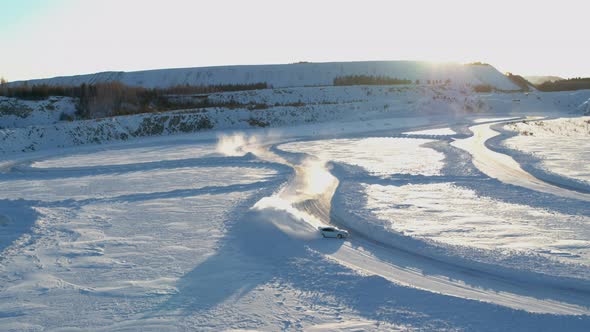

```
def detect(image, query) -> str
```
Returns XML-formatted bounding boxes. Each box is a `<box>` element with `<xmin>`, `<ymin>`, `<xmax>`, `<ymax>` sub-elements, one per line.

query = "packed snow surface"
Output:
<box><xmin>0</xmin><ymin>166</ymin><xmax>277</xmax><ymax>202</ymax></box>
<box><xmin>279</xmin><ymin>137</ymin><xmax>444</xmax><ymax>177</ymax></box>
<box><xmin>31</xmin><ymin>141</ymin><xmax>219</xmax><ymax>168</ymax></box>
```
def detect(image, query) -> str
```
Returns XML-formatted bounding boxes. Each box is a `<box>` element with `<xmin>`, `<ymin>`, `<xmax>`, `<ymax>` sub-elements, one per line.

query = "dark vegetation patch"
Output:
<box><xmin>0</xmin><ymin>81</ymin><xmax>269</xmax><ymax>119</ymax></box>
<box><xmin>536</xmin><ymin>78</ymin><xmax>590</xmax><ymax>92</ymax></box>
<box><xmin>130</xmin><ymin>112</ymin><xmax>215</xmax><ymax>137</ymax></box>
<box><xmin>473</xmin><ymin>84</ymin><xmax>493</xmax><ymax>93</ymax></box>
<box><xmin>247</xmin><ymin>118</ymin><xmax>270</xmax><ymax>127</ymax></box>
<box><xmin>333</xmin><ymin>75</ymin><xmax>412</xmax><ymax>86</ymax></box>
<box><xmin>0</xmin><ymin>99</ymin><xmax>33</xmax><ymax>118</ymax></box>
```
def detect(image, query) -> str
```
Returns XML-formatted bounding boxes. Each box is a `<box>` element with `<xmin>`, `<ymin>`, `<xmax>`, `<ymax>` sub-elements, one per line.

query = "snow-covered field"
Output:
<box><xmin>1</xmin><ymin>76</ymin><xmax>590</xmax><ymax>330</ymax></box>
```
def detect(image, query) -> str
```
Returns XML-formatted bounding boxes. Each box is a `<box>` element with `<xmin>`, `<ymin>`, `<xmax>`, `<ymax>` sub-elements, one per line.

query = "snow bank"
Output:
<box><xmin>32</xmin><ymin>141</ymin><xmax>218</xmax><ymax>168</ymax></box>
<box><xmin>363</xmin><ymin>182</ymin><xmax>590</xmax><ymax>264</ymax></box>
<box><xmin>0</xmin><ymin>85</ymin><xmax>486</xmax><ymax>155</ymax></box>
<box><xmin>333</xmin><ymin>179</ymin><xmax>590</xmax><ymax>284</ymax></box>
<box><xmin>506</xmin><ymin>116</ymin><xmax>590</xmax><ymax>138</ymax></box>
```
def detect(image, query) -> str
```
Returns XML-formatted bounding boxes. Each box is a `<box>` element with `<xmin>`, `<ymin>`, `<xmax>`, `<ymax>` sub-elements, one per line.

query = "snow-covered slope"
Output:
<box><xmin>11</xmin><ymin>61</ymin><xmax>521</xmax><ymax>90</ymax></box>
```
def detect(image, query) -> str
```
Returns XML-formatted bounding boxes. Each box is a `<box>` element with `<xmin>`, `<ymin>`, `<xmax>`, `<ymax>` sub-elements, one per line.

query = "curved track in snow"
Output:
<box><xmin>300</xmin><ymin>178</ymin><xmax>590</xmax><ymax>315</ymax></box>
<box><xmin>3</xmin><ymin>123</ymin><xmax>590</xmax><ymax>325</ymax></box>
<box><xmin>452</xmin><ymin>121</ymin><xmax>590</xmax><ymax>202</ymax></box>
<box><xmin>255</xmin><ymin>139</ymin><xmax>590</xmax><ymax>316</ymax></box>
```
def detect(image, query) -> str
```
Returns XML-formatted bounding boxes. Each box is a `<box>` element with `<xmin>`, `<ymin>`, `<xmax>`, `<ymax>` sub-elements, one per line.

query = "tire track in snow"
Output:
<box><xmin>452</xmin><ymin>121</ymin><xmax>590</xmax><ymax>202</ymax></box>
<box><xmin>295</xmin><ymin>177</ymin><xmax>590</xmax><ymax>315</ymax></box>
<box><xmin>251</xmin><ymin>140</ymin><xmax>590</xmax><ymax>316</ymax></box>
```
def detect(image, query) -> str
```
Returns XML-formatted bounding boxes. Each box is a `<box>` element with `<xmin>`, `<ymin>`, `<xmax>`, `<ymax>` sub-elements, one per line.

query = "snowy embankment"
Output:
<box><xmin>502</xmin><ymin>117</ymin><xmax>590</xmax><ymax>191</ymax></box>
<box><xmin>11</xmin><ymin>61</ymin><xmax>520</xmax><ymax>90</ymax></box>
<box><xmin>481</xmin><ymin>89</ymin><xmax>590</xmax><ymax>114</ymax></box>
<box><xmin>0</xmin><ymin>85</ymin><xmax>494</xmax><ymax>155</ymax></box>
<box><xmin>3</xmin><ymin>85</ymin><xmax>590</xmax><ymax>157</ymax></box>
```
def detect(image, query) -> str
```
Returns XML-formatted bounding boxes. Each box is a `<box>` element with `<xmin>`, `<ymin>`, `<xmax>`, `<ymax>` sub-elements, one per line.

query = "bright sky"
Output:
<box><xmin>1</xmin><ymin>0</ymin><xmax>589</xmax><ymax>81</ymax></box>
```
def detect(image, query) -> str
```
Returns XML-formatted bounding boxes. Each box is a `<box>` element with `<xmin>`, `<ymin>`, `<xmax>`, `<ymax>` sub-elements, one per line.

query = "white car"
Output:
<box><xmin>318</xmin><ymin>226</ymin><xmax>349</xmax><ymax>239</ymax></box>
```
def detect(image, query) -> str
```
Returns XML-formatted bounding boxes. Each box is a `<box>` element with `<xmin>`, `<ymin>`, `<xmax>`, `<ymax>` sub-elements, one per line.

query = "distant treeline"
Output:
<box><xmin>536</xmin><ymin>78</ymin><xmax>590</xmax><ymax>92</ymax></box>
<box><xmin>0</xmin><ymin>81</ymin><xmax>269</xmax><ymax>119</ymax></box>
<box><xmin>156</xmin><ymin>82</ymin><xmax>268</xmax><ymax>95</ymax></box>
<box><xmin>1</xmin><ymin>84</ymin><xmax>85</xmax><ymax>101</ymax></box>
<box><xmin>0</xmin><ymin>81</ymin><xmax>268</xmax><ymax>100</ymax></box>
<box><xmin>333</xmin><ymin>75</ymin><xmax>412</xmax><ymax>86</ymax></box>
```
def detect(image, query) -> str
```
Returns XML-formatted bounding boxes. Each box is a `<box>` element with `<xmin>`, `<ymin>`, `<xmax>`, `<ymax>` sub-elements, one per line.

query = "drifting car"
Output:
<box><xmin>318</xmin><ymin>226</ymin><xmax>349</xmax><ymax>239</ymax></box>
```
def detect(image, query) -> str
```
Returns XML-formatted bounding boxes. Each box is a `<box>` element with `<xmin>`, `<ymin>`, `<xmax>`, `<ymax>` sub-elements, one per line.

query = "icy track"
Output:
<box><xmin>1</xmin><ymin>117</ymin><xmax>590</xmax><ymax>330</ymax></box>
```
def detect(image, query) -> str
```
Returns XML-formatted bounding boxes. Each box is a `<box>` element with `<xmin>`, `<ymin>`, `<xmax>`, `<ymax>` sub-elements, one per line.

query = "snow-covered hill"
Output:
<box><xmin>11</xmin><ymin>61</ymin><xmax>521</xmax><ymax>90</ymax></box>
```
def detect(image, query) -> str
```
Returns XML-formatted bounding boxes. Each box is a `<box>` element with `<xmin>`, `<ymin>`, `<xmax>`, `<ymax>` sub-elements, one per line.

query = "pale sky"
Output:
<box><xmin>1</xmin><ymin>0</ymin><xmax>589</xmax><ymax>81</ymax></box>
